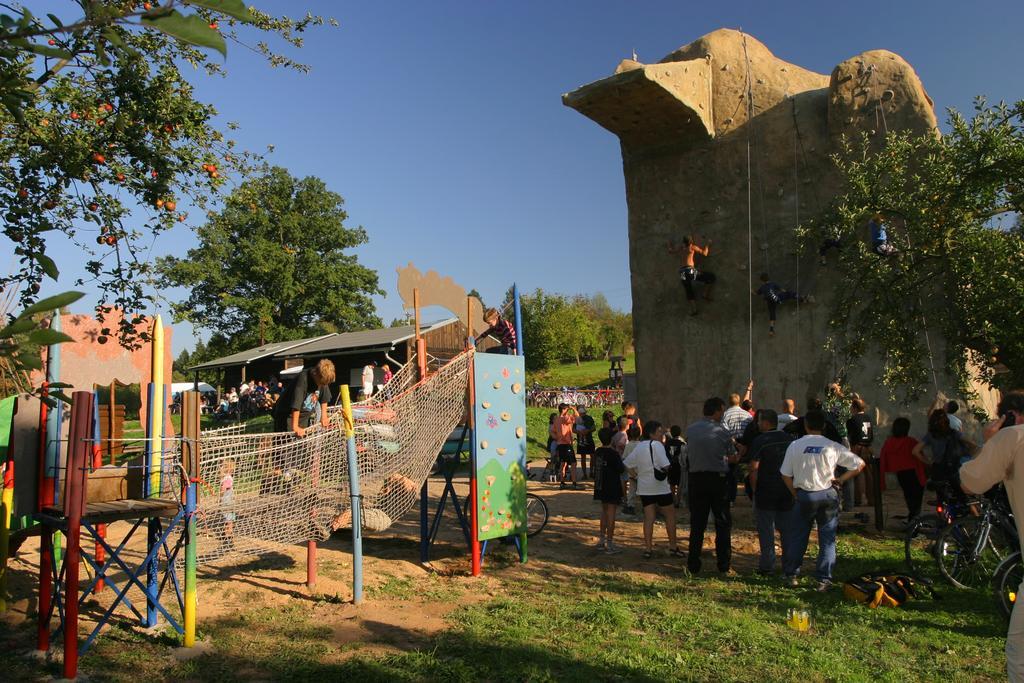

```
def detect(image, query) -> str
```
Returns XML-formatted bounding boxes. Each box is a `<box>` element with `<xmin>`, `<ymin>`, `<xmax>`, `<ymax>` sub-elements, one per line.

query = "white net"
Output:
<box><xmin>186</xmin><ymin>351</ymin><xmax>472</xmax><ymax>565</ymax></box>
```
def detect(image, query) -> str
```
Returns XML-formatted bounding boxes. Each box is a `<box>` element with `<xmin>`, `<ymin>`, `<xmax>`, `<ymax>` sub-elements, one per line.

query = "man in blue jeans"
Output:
<box><xmin>748</xmin><ymin>409</ymin><xmax>797</xmax><ymax>576</ymax></box>
<box><xmin>780</xmin><ymin>409</ymin><xmax>864</xmax><ymax>591</ymax></box>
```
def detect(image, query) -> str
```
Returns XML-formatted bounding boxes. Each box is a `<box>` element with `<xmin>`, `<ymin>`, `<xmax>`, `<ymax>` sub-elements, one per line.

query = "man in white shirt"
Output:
<box><xmin>780</xmin><ymin>409</ymin><xmax>864</xmax><ymax>591</ymax></box>
<box><xmin>777</xmin><ymin>398</ymin><xmax>798</xmax><ymax>429</ymax></box>
<box><xmin>361</xmin><ymin>361</ymin><xmax>377</xmax><ymax>398</ymax></box>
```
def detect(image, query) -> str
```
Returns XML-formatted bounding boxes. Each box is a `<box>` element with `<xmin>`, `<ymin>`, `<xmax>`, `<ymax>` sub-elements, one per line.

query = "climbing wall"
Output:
<box><xmin>472</xmin><ymin>353</ymin><xmax>527</xmax><ymax>541</ymax></box>
<box><xmin>564</xmin><ymin>29</ymin><xmax>944</xmax><ymax>425</ymax></box>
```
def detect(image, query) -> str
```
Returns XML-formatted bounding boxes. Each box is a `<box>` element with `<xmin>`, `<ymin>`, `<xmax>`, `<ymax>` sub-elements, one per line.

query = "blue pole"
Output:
<box><xmin>142</xmin><ymin>382</ymin><xmax>157</xmax><ymax>626</ymax></box>
<box><xmin>341</xmin><ymin>387</ymin><xmax>362</xmax><ymax>604</ymax></box>
<box><xmin>513</xmin><ymin>283</ymin><xmax>524</xmax><ymax>356</ymax></box>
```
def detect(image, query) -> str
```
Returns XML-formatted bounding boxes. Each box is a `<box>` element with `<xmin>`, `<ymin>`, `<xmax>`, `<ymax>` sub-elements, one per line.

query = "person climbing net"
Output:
<box><xmin>669</xmin><ymin>235</ymin><xmax>716</xmax><ymax>315</ymax></box>
<box><xmin>753</xmin><ymin>273</ymin><xmax>813</xmax><ymax>336</ymax></box>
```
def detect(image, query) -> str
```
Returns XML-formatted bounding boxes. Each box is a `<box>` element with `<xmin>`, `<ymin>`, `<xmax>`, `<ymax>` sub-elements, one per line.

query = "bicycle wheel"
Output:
<box><xmin>937</xmin><ymin>516</ymin><xmax>1016</xmax><ymax>589</ymax></box>
<box><xmin>994</xmin><ymin>551</ymin><xmax>1023</xmax><ymax>620</ymax></box>
<box><xmin>525</xmin><ymin>493</ymin><xmax>548</xmax><ymax>537</ymax></box>
<box><xmin>904</xmin><ymin>513</ymin><xmax>944</xmax><ymax>585</ymax></box>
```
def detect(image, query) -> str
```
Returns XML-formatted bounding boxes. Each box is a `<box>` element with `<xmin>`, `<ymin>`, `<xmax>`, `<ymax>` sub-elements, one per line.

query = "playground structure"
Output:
<box><xmin>562</xmin><ymin>29</ymin><xmax>981</xmax><ymax>425</ymax></box>
<box><xmin>2</xmin><ymin>270</ymin><xmax>526</xmax><ymax>679</ymax></box>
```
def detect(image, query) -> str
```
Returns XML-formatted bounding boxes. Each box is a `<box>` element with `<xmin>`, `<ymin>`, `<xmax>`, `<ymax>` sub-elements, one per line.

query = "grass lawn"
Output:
<box><xmin>528</xmin><ymin>355</ymin><xmax>634</xmax><ymax>389</ymax></box>
<box><xmin>2</xmin><ymin>532</ymin><xmax>1005</xmax><ymax>682</ymax></box>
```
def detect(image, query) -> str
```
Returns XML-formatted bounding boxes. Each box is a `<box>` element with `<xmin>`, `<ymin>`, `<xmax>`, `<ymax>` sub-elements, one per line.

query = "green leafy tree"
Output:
<box><xmin>157</xmin><ymin>166</ymin><xmax>383</xmax><ymax>353</ymax></box>
<box><xmin>807</xmin><ymin>99</ymin><xmax>1024</xmax><ymax>399</ymax></box>
<box><xmin>0</xmin><ymin>1</ymin><xmax>334</xmax><ymax>387</ymax></box>
<box><xmin>580</xmin><ymin>293</ymin><xmax>632</xmax><ymax>358</ymax></box>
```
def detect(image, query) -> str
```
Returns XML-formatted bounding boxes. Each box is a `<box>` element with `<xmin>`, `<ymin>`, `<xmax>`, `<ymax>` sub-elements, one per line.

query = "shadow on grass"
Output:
<box><xmin>168</xmin><ymin>610</ymin><xmax>663</xmax><ymax>683</ymax></box>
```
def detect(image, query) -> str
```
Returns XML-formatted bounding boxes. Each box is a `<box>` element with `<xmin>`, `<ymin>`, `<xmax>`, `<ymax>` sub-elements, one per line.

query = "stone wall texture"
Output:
<box><xmin>564</xmin><ymin>29</ymin><xmax>946</xmax><ymax>426</ymax></box>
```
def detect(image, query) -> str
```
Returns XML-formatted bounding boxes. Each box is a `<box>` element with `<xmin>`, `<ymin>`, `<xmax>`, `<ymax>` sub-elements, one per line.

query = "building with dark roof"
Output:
<box><xmin>189</xmin><ymin>318</ymin><xmax>486</xmax><ymax>399</ymax></box>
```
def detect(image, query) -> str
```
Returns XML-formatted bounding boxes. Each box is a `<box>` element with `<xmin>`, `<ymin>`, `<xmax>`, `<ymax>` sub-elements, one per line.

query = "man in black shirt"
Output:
<box><xmin>846</xmin><ymin>398</ymin><xmax>876</xmax><ymax>508</ymax></box>
<box><xmin>748</xmin><ymin>409</ymin><xmax>798</xmax><ymax>576</ymax></box>
<box><xmin>272</xmin><ymin>359</ymin><xmax>336</xmax><ymax>437</ymax></box>
<box><xmin>784</xmin><ymin>399</ymin><xmax>842</xmax><ymax>443</ymax></box>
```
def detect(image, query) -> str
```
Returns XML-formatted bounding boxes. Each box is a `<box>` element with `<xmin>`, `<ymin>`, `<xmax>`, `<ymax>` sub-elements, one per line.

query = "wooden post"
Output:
<box><xmin>63</xmin><ymin>391</ymin><xmax>93</xmax><ymax>680</ymax></box>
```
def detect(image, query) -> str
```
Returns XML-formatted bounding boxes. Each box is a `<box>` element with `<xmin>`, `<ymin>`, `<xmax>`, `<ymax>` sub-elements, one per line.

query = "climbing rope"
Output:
<box><xmin>741</xmin><ymin>31</ymin><xmax>755</xmax><ymax>382</ymax></box>
<box><xmin>792</xmin><ymin>97</ymin><xmax>801</xmax><ymax>384</ymax></box>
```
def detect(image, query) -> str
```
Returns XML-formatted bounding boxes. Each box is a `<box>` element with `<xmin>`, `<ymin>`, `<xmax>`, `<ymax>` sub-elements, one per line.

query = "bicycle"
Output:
<box><xmin>935</xmin><ymin>495</ymin><xmax>1018</xmax><ymax>589</ymax></box>
<box><xmin>904</xmin><ymin>481</ymin><xmax>972</xmax><ymax>584</ymax></box>
<box><xmin>993</xmin><ymin>550</ymin><xmax>1023</xmax><ymax>620</ymax></box>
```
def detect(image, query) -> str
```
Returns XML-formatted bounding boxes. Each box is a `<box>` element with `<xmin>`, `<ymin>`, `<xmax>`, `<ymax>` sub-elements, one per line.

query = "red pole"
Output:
<box><xmin>306</xmin><ymin>540</ymin><xmax>317</xmax><ymax>590</ymax></box>
<box><xmin>36</xmin><ymin>383</ymin><xmax>50</xmax><ymax>509</ymax></box>
<box><xmin>62</xmin><ymin>391</ymin><xmax>92</xmax><ymax>680</ymax></box>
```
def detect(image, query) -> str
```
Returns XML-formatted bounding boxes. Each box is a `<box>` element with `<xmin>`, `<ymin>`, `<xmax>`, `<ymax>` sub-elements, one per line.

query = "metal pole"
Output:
<box><xmin>467</xmin><ymin>296</ymin><xmax>481</xmax><ymax>576</ymax></box>
<box><xmin>341</xmin><ymin>386</ymin><xmax>362</xmax><ymax>604</ymax></box>
<box><xmin>513</xmin><ymin>283</ymin><xmax>524</xmax><ymax>356</ymax></box>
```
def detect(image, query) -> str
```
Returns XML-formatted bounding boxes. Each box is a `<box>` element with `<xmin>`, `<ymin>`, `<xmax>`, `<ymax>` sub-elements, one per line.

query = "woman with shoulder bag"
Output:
<box><xmin>623</xmin><ymin>420</ymin><xmax>681</xmax><ymax>559</ymax></box>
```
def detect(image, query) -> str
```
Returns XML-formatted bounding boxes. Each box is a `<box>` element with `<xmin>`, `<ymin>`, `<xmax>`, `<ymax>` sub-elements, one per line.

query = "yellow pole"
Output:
<box><xmin>149</xmin><ymin>315</ymin><xmax>165</xmax><ymax>496</ymax></box>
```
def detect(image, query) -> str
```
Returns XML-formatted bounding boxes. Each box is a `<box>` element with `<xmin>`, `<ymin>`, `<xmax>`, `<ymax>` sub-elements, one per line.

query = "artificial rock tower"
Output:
<box><xmin>564</xmin><ymin>29</ymin><xmax>939</xmax><ymax>424</ymax></box>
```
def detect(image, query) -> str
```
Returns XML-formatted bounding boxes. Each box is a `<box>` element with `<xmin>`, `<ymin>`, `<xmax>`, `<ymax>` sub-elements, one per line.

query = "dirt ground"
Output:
<box><xmin>1</xmin><ymin>460</ymin><xmax>913</xmax><ymax>670</ymax></box>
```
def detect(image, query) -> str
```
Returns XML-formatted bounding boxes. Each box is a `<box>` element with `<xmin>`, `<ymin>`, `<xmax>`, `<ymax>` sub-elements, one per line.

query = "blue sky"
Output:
<box><xmin>28</xmin><ymin>1</ymin><xmax>1024</xmax><ymax>355</ymax></box>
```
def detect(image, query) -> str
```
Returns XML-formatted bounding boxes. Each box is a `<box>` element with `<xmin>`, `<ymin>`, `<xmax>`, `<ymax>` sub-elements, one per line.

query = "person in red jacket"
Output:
<box><xmin>879</xmin><ymin>417</ymin><xmax>926</xmax><ymax>520</ymax></box>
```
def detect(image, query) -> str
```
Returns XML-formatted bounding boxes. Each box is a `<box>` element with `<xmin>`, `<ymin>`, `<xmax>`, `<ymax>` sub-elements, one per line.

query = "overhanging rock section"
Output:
<box><xmin>562</xmin><ymin>58</ymin><xmax>714</xmax><ymax>148</ymax></box>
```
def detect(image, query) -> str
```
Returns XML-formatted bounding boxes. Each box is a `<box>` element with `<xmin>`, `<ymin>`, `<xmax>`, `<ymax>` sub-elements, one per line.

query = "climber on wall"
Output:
<box><xmin>869</xmin><ymin>213</ymin><xmax>899</xmax><ymax>257</ymax></box>
<box><xmin>668</xmin><ymin>235</ymin><xmax>716</xmax><ymax>315</ymax></box>
<box><xmin>753</xmin><ymin>273</ymin><xmax>813</xmax><ymax>336</ymax></box>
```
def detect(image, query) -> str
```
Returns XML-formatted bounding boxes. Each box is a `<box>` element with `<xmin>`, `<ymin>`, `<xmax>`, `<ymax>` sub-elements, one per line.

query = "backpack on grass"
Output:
<box><xmin>842</xmin><ymin>572</ymin><xmax>935</xmax><ymax>608</ymax></box>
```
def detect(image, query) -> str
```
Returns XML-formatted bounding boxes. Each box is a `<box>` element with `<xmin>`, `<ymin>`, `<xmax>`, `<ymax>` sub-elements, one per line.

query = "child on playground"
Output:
<box><xmin>553</xmin><ymin>403</ymin><xmax>579</xmax><ymax>489</ymax></box>
<box><xmin>592</xmin><ymin>427</ymin><xmax>624</xmax><ymax>553</ymax></box>
<box><xmin>477</xmin><ymin>307</ymin><xmax>517</xmax><ymax>355</ymax></box>
<box><xmin>220</xmin><ymin>458</ymin><xmax>236</xmax><ymax>550</ymax></box>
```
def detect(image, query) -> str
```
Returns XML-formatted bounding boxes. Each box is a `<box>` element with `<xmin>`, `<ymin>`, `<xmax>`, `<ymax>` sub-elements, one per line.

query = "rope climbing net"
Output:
<box><xmin>185</xmin><ymin>351</ymin><xmax>471</xmax><ymax>565</ymax></box>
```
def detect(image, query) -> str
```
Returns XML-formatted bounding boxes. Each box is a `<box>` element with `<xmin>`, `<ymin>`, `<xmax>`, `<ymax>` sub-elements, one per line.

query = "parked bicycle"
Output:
<box><xmin>904</xmin><ymin>480</ymin><xmax>973</xmax><ymax>584</ymax></box>
<box><xmin>994</xmin><ymin>550</ymin><xmax>1023</xmax><ymax>620</ymax></box>
<box><xmin>935</xmin><ymin>491</ymin><xmax>1018</xmax><ymax>589</ymax></box>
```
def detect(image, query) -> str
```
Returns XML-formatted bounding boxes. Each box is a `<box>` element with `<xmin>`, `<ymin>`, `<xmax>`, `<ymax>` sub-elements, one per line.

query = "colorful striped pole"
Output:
<box><xmin>0</xmin><ymin>397</ymin><xmax>17</xmax><ymax>613</ymax></box>
<box><xmin>149</xmin><ymin>315</ymin><xmax>165</xmax><ymax>498</ymax></box>
<box><xmin>181</xmin><ymin>391</ymin><xmax>200</xmax><ymax>648</ymax></box>
<box><xmin>143</xmin><ymin>323</ymin><xmax>160</xmax><ymax>627</ymax></box>
<box><xmin>46</xmin><ymin>314</ymin><xmax>64</xmax><ymax>567</ymax></box>
<box><xmin>91</xmin><ymin>391</ymin><xmax>106</xmax><ymax>592</ymax></box>
<box><xmin>341</xmin><ymin>386</ymin><xmax>362</xmax><ymax>604</ymax></box>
